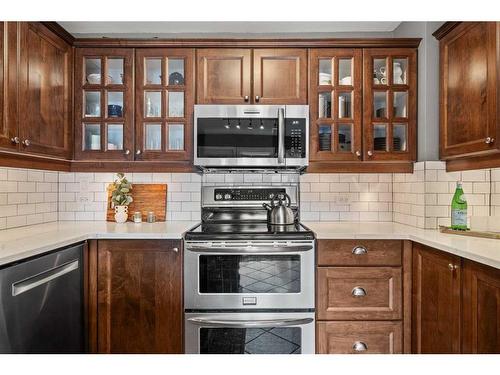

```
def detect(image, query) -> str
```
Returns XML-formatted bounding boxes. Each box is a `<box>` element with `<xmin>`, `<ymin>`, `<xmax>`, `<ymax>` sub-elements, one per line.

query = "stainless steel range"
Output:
<box><xmin>184</xmin><ymin>183</ymin><xmax>315</xmax><ymax>354</ymax></box>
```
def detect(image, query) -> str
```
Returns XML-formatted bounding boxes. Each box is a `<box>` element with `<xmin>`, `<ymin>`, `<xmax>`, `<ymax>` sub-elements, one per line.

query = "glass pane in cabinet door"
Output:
<box><xmin>338</xmin><ymin>92</ymin><xmax>352</xmax><ymax>119</ymax></box>
<box><xmin>338</xmin><ymin>58</ymin><xmax>352</xmax><ymax>85</ymax></box>
<box><xmin>338</xmin><ymin>124</ymin><xmax>352</xmax><ymax>152</ymax></box>
<box><xmin>85</xmin><ymin>58</ymin><xmax>101</xmax><ymax>84</ymax></box>
<box><xmin>393</xmin><ymin>123</ymin><xmax>407</xmax><ymax>151</ymax></box>
<box><xmin>393</xmin><ymin>91</ymin><xmax>408</xmax><ymax>118</ymax></box>
<box><xmin>145</xmin><ymin>58</ymin><xmax>162</xmax><ymax>85</ymax></box>
<box><xmin>168</xmin><ymin>59</ymin><xmax>185</xmax><ymax>85</ymax></box>
<box><xmin>373</xmin><ymin>124</ymin><xmax>388</xmax><ymax>151</ymax></box>
<box><xmin>318</xmin><ymin>59</ymin><xmax>332</xmax><ymax>85</ymax></box>
<box><xmin>373</xmin><ymin>58</ymin><xmax>387</xmax><ymax>85</ymax></box>
<box><xmin>83</xmin><ymin>124</ymin><xmax>101</xmax><ymax>150</ymax></box>
<box><xmin>107</xmin><ymin>58</ymin><xmax>124</xmax><ymax>85</ymax></box>
<box><xmin>107</xmin><ymin>92</ymin><xmax>124</xmax><ymax>118</ymax></box>
<box><xmin>168</xmin><ymin>124</ymin><xmax>184</xmax><ymax>150</ymax></box>
<box><xmin>318</xmin><ymin>125</ymin><xmax>332</xmax><ymax>151</ymax></box>
<box><xmin>107</xmin><ymin>124</ymin><xmax>123</xmax><ymax>150</ymax></box>
<box><xmin>373</xmin><ymin>91</ymin><xmax>387</xmax><ymax>118</ymax></box>
<box><xmin>144</xmin><ymin>123</ymin><xmax>162</xmax><ymax>150</ymax></box>
<box><xmin>318</xmin><ymin>92</ymin><xmax>332</xmax><ymax>118</ymax></box>
<box><xmin>84</xmin><ymin>91</ymin><xmax>101</xmax><ymax>117</ymax></box>
<box><xmin>144</xmin><ymin>91</ymin><xmax>162</xmax><ymax>117</ymax></box>
<box><xmin>393</xmin><ymin>58</ymin><xmax>408</xmax><ymax>84</ymax></box>
<box><xmin>168</xmin><ymin>91</ymin><xmax>184</xmax><ymax>117</ymax></box>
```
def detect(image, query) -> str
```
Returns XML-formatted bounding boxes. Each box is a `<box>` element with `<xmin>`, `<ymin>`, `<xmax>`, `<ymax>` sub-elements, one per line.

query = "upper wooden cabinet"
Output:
<box><xmin>196</xmin><ymin>48</ymin><xmax>307</xmax><ymax>104</ymax></box>
<box><xmin>309</xmin><ymin>49</ymin><xmax>363</xmax><ymax>162</ymax></box>
<box><xmin>363</xmin><ymin>48</ymin><xmax>417</xmax><ymax>162</ymax></box>
<box><xmin>18</xmin><ymin>22</ymin><xmax>73</xmax><ymax>159</ymax></box>
<box><xmin>136</xmin><ymin>48</ymin><xmax>194</xmax><ymax>161</ymax></box>
<box><xmin>435</xmin><ymin>22</ymin><xmax>500</xmax><ymax>170</ymax></box>
<box><xmin>74</xmin><ymin>48</ymin><xmax>134</xmax><ymax>160</ymax></box>
<box><xmin>412</xmin><ymin>243</ymin><xmax>462</xmax><ymax>353</ymax></box>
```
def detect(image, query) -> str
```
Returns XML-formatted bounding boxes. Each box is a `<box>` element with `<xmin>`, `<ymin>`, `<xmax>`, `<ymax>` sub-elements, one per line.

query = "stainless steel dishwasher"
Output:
<box><xmin>0</xmin><ymin>243</ymin><xmax>84</xmax><ymax>353</ymax></box>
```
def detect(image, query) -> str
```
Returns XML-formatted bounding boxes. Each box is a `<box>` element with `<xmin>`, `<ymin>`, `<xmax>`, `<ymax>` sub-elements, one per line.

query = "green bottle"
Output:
<box><xmin>451</xmin><ymin>182</ymin><xmax>468</xmax><ymax>230</ymax></box>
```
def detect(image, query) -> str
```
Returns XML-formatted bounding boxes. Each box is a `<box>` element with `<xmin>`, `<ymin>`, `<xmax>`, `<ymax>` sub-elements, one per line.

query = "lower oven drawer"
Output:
<box><xmin>185</xmin><ymin>312</ymin><xmax>315</xmax><ymax>354</ymax></box>
<box><xmin>317</xmin><ymin>267</ymin><xmax>402</xmax><ymax>320</ymax></box>
<box><xmin>316</xmin><ymin>321</ymin><xmax>403</xmax><ymax>354</ymax></box>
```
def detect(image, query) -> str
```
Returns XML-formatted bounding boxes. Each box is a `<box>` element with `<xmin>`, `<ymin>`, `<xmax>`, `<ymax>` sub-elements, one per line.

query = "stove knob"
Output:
<box><xmin>215</xmin><ymin>193</ymin><xmax>223</xmax><ymax>200</ymax></box>
<box><xmin>224</xmin><ymin>193</ymin><xmax>232</xmax><ymax>200</ymax></box>
<box><xmin>269</xmin><ymin>193</ymin><xmax>275</xmax><ymax>199</ymax></box>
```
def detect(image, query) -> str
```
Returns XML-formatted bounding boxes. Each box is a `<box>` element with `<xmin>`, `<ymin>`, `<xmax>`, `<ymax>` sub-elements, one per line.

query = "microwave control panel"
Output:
<box><xmin>214</xmin><ymin>188</ymin><xmax>286</xmax><ymax>201</ymax></box>
<box><xmin>285</xmin><ymin>118</ymin><xmax>306</xmax><ymax>158</ymax></box>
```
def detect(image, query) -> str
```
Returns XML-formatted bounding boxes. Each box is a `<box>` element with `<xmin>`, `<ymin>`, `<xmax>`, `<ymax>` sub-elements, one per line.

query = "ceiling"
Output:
<box><xmin>59</xmin><ymin>21</ymin><xmax>402</xmax><ymax>38</ymax></box>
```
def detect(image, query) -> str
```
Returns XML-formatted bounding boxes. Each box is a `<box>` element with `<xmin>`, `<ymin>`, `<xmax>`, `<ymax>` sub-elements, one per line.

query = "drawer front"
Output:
<box><xmin>318</xmin><ymin>240</ymin><xmax>402</xmax><ymax>266</ymax></box>
<box><xmin>317</xmin><ymin>321</ymin><xmax>403</xmax><ymax>354</ymax></box>
<box><xmin>317</xmin><ymin>267</ymin><xmax>402</xmax><ymax>320</ymax></box>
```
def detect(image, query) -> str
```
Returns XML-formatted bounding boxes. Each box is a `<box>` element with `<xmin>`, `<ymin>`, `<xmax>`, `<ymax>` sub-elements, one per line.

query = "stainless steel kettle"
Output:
<box><xmin>262</xmin><ymin>193</ymin><xmax>295</xmax><ymax>225</ymax></box>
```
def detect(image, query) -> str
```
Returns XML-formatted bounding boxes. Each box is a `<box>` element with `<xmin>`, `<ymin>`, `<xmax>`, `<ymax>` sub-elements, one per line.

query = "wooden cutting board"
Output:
<box><xmin>439</xmin><ymin>226</ymin><xmax>500</xmax><ymax>240</ymax></box>
<box><xmin>106</xmin><ymin>184</ymin><xmax>168</xmax><ymax>222</ymax></box>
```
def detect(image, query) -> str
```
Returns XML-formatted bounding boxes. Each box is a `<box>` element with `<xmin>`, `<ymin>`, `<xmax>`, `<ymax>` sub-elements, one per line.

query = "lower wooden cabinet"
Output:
<box><xmin>412</xmin><ymin>243</ymin><xmax>462</xmax><ymax>353</ymax></box>
<box><xmin>317</xmin><ymin>321</ymin><xmax>403</xmax><ymax>354</ymax></box>
<box><xmin>89</xmin><ymin>239</ymin><xmax>183</xmax><ymax>353</ymax></box>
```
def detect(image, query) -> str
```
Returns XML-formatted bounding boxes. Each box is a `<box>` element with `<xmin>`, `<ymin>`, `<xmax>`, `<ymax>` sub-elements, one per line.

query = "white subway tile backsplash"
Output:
<box><xmin>8</xmin><ymin>169</ymin><xmax>27</xmax><ymax>181</ymax></box>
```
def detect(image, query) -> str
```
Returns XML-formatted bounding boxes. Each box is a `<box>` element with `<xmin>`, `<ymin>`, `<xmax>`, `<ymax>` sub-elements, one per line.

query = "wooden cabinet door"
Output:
<box><xmin>363</xmin><ymin>48</ymin><xmax>417</xmax><ymax>162</ymax></box>
<box><xmin>136</xmin><ymin>48</ymin><xmax>194</xmax><ymax>161</ymax></box>
<box><xmin>18</xmin><ymin>22</ymin><xmax>72</xmax><ymax>159</ymax></box>
<box><xmin>0</xmin><ymin>22</ymin><xmax>19</xmax><ymax>151</ymax></box>
<box><xmin>462</xmin><ymin>260</ymin><xmax>500</xmax><ymax>353</ymax></box>
<box><xmin>74</xmin><ymin>48</ymin><xmax>134</xmax><ymax>161</ymax></box>
<box><xmin>96</xmin><ymin>240</ymin><xmax>183</xmax><ymax>353</ymax></box>
<box><xmin>253</xmin><ymin>49</ymin><xmax>307</xmax><ymax>104</ymax></box>
<box><xmin>196</xmin><ymin>49</ymin><xmax>251</xmax><ymax>104</ymax></box>
<box><xmin>439</xmin><ymin>22</ymin><xmax>499</xmax><ymax>159</ymax></box>
<box><xmin>412</xmin><ymin>243</ymin><xmax>462</xmax><ymax>353</ymax></box>
<box><xmin>309</xmin><ymin>49</ymin><xmax>362</xmax><ymax>161</ymax></box>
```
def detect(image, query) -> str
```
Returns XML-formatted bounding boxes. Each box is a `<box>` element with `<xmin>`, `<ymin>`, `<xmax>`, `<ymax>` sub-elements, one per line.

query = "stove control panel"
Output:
<box><xmin>214</xmin><ymin>188</ymin><xmax>286</xmax><ymax>201</ymax></box>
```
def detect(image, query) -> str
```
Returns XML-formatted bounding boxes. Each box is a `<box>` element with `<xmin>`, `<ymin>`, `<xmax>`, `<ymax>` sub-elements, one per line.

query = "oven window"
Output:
<box><xmin>200</xmin><ymin>327</ymin><xmax>301</xmax><ymax>354</ymax></box>
<box><xmin>199</xmin><ymin>255</ymin><xmax>300</xmax><ymax>293</ymax></box>
<box><xmin>197</xmin><ymin>118</ymin><xmax>278</xmax><ymax>158</ymax></box>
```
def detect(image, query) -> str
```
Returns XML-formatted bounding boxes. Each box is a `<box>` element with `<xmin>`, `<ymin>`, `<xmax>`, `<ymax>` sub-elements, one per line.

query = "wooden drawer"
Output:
<box><xmin>318</xmin><ymin>240</ymin><xmax>402</xmax><ymax>266</ymax></box>
<box><xmin>317</xmin><ymin>321</ymin><xmax>403</xmax><ymax>354</ymax></box>
<box><xmin>317</xmin><ymin>267</ymin><xmax>402</xmax><ymax>320</ymax></box>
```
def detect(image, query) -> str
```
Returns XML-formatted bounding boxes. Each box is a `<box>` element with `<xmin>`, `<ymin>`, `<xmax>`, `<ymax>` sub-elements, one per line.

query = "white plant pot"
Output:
<box><xmin>114</xmin><ymin>205</ymin><xmax>128</xmax><ymax>223</ymax></box>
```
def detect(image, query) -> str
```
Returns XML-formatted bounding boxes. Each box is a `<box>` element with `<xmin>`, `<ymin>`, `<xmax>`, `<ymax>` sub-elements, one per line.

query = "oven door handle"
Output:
<box><xmin>186</xmin><ymin>245</ymin><xmax>313</xmax><ymax>253</ymax></box>
<box><xmin>187</xmin><ymin>317</ymin><xmax>313</xmax><ymax>328</ymax></box>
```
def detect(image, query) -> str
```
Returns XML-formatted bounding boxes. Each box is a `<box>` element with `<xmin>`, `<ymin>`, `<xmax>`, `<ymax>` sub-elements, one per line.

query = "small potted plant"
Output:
<box><xmin>111</xmin><ymin>173</ymin><xmax>133</xmax><ymax>223</ymax></box>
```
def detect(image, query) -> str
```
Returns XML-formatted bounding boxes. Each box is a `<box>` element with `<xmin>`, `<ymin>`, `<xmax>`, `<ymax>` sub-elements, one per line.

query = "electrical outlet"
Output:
<box><xmin>334</xmin><ymin>194</ymin><xmax>350</xmax><ymax>204</ymax></box>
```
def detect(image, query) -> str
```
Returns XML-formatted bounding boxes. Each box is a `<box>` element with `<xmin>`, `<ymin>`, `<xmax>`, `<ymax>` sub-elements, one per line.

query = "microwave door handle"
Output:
<box><xmin>187</xmin><ymin>317</ymin><xmax>313</xmax><ymax>328</ymax></box>
<box><xmin>278</xmin><ymin>107</ymin><xmax>285</xmax><ymax>165</ymax></box>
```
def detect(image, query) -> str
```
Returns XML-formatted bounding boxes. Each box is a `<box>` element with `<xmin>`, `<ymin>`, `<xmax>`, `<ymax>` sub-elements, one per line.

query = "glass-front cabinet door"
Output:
<box><xmin>309</xmin><ymin>49</ymin><xmax>362</xmax><ymax>162</ymax></box>
<box><xmin>136</xmin><ymin>49</ymin><xmax>194</xmax><ymax>161</ymax></box>
<box><xmin>363</xmin><ymin>48</ymin><xmax>417</xmax><ymax>161</ymax></box>
<box><xmin>74</xmin><ymin>48</ymin><xmax>134</xmax><ymax>160</ymax></box>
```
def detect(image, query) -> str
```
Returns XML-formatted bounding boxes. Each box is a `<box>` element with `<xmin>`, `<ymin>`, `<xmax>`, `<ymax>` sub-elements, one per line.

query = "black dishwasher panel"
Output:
<box><xmin>0</xmin><ymin>244</ymin><xmax>84</xmax><ymax>353</ymax></box>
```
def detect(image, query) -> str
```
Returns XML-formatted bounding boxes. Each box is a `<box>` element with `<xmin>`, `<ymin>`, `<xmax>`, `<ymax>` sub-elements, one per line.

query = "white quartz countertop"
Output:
<box><xmin>304</xmin><ymin>221</ymin><xmax>500</xmax><ymax>270</ymax></box>
<box><xmin>0</xmin><ymin>221</ymin><xmax>197</xmax><ymax>266</ymax></box>
<box><xmin>1</xmin><ymin>220</ymin><xmax>499</xmax><ymax>270</ymax></box>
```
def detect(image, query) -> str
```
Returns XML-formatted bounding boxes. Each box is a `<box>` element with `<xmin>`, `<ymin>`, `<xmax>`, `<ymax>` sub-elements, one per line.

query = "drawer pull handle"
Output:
<box><xmin>351</xmin><ymin>287</ymin><xmax>367</xmax><ymax>297</ymax></box>
<box><xmin>352</xmin><ymin>341</ymin><xmax>368</xmax><ymax>352</ymax></box>
<box><xmin>352</xmin><ymin>246</ymin><xmax>367</xmax><ymax>255</ymax></box>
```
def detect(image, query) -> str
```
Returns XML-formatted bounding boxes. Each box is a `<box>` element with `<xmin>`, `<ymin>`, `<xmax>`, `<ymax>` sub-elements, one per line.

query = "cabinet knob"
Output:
<box><xmin>135</xmin><ymin>149</ymin><xmax>142</xmax><ymax>155</ymax></box>
<box><xmin>351</xmin><ymin>286</ymin><xmax>367</xmax><ymax>297</ymax></box>
<box><xmin>367</xmin><ymin>150</ymin><xmax>373</xmax><ymax>157</ymax></box>
<box><xmin>124</xmin><ymin>149</ymin><xmax>130</xmax><ymax>155</ymax></box>
<box><xmin>355</xmin><ymin>150</ymin><xmax>361</xmax><ymax>158</ymax></box>
<box><xmin>244</xmin><ymin>95</ymin><xmax>249</xmax><ymax>102</ymax></box>
<box><xmin>10</xmin><ymin>136</ymin><xmax>20</xmax><ymax>144</ymax></box>
<box><xmin>172</xmin><ymin>247</ymin><xmax>179</xmax><ymax>253</ymax></box>
<box><xmin>255</xmin><ymin>95</ymin><xmax>260</xmax><ymax>102</ymax></box>
<box><xmin>22</xmin><ymin>139</ymin><xmax>31</xmax><ymax>147</ymax></box>
<box><xmin>485</xmin><ymin>137</ymin><xmax>495</xmax><ymax>144</ymax></box>
<box><xmin>448</xmin><ymin>263</ymin><xmax>458</xmax><ymax>271</ymax></box>
<box><xmin>352</xmin><ymin>341</ymin><xmax>368</xmax><ymax>352</ymax></box>
<box><xmin>352</xmin><ymin>246</ymin><xmax>367</xmax><ymax>255</ymax></box>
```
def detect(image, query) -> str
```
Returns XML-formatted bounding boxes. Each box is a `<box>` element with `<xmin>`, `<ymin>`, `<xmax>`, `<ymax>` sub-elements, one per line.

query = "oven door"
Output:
<box><xmin>194</xmin><ymin>105</ymin><xmax>285</xmax><ymax>168</ymax></box>
<box><xmin>185</xmin><ymin>312</ymin><xmax>315</xmax><ymax>354</ymax></box>
<box><xmin>184</xmin><ymin>240</ymin><xmax>315</xmax><ymax>310</ymax></box>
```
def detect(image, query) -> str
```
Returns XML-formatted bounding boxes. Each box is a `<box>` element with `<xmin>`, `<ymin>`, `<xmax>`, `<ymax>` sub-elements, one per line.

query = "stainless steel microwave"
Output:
<box><xmin>194</xmin><ymin>105</ymin><xmax>309</xmax><ymax>169</ymax></box>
